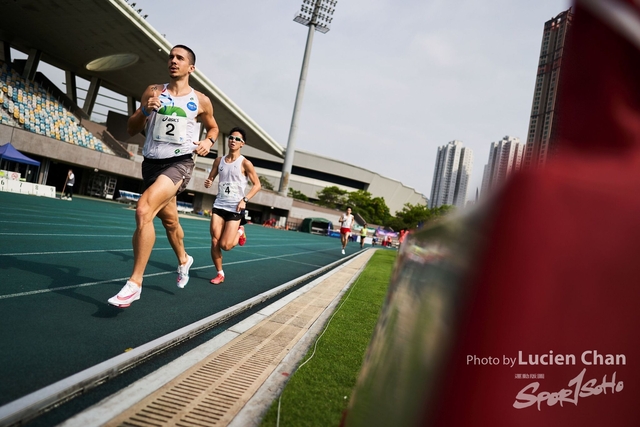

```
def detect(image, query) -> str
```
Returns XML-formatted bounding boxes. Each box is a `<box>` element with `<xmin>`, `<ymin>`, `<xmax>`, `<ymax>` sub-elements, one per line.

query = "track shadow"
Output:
<box><xmin>104</xmin><ymin>249</ymin><xmax>212</xmax><ymax>283</ymax></box>
<box><xmin>0</xmin><ymin>256</ymin><xmax>123</xmax><ymax>318</ymax></box>
<box><xmin>105</xmin><ymin>249</ymin><xmax>177</xmax><ymax>273</ymax></box>
<box><xmin>0</xmin><ymin>256</ymin><xmax>180</xmax><ymax>318</ymax></box>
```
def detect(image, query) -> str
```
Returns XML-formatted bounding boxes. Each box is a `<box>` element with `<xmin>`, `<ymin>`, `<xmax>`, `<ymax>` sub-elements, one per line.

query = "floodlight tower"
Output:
<box><xmin>278</xmin><ymin>0</ymin><xmax>337</xmax><ymax>196</ymax></box>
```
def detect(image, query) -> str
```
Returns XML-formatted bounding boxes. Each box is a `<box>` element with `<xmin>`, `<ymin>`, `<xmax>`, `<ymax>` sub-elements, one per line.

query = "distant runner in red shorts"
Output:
<box><xmin>339</xmin><ymin>207</ymin><xmax>355</xmax><ymax>255</ymax></box>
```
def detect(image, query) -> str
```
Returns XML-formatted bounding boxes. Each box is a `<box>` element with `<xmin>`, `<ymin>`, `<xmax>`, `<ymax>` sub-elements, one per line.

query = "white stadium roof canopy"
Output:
<box><xmin>0</xmin><ymin>0</ymin><xmax>285</xmax><ymax>158</ymax></box>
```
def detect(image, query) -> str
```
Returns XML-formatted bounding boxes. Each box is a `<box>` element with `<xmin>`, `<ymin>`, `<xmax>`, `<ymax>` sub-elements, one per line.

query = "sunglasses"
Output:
<box><xmin>228</xmin><ymin>135</ymin><xmax>244</xmax><ymax>143</ymax></box>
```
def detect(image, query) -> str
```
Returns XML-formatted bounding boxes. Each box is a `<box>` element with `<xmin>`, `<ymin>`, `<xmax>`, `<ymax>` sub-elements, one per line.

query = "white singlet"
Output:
<box><xmin>142</xmin><ymin>84</ymin><xmax>200</xmax><ymax>159</ymax></box>
<box><xmin>214</xmin><ymin>155</ymin><xmax>248</xmax><ymax>212</ymax></box>
<box><xmin>341</xmin><ymin>213</ymin><xmax>354</xmax><ymax>229</ymax></box>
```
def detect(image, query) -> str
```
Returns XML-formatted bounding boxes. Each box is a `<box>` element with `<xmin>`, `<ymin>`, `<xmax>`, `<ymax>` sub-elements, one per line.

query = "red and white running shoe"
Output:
<box><xmin>210</xmin><ymin>273</ymin><xmax>225</xmax><ymax>285</ymax></box>
<box><xmin>238</xmin><ymin>226</ymin><xmax>246</xmax><ymax>246</ymax></box>
<box><xmin>108</xmin><ymin>281</ymin><xmax>141</xmax><ymax>308</ymax></box>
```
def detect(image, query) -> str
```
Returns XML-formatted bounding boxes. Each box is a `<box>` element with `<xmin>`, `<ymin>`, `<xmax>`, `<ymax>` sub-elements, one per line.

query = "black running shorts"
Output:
<box><xmin>212</xmin><ymin>207</ymin><xmax>244</xmax><ymax>222</ymax></box>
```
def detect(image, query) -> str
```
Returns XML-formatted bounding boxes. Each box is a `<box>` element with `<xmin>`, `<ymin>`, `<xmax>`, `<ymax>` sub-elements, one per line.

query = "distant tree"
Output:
<box><xmin>288</xmin><ymin>188</ymin><xmax>309</xmax><ymax>201</ymax></box>
<box><xmin>259</xmin><ymin>175</ymin><xmax>274</xmax><ymax>191</ymax></box>
<box><xmin>369</xmin><ymin>196</ymin><xmax>392</xmax><ymax>225</ymax></box>
<box><xmin>316</xmin><ymin>186</ymin><xmax>348</xmax><ymax>209</ymax></box>
<box><xmin>346</xmin><ymin>190</ymin><xmax>390</xmax><ymax>225</ymax></box>
<box><xmin>387</xmin><ymin>203</ymin><xmax>454</xmax><ymax>230</ymax></box>
<box><xmin>431</xmin><ymin>204</ymin><xmax>454</xmax><ymax>219</ymax></box>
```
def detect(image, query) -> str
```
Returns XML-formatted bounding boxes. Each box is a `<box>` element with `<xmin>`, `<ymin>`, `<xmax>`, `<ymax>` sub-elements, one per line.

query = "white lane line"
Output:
<box><xmin>240</xmin><ymin>249</ymin><xmax>324</xmax><ymax>268</ymax></box>
<box><xmin>0</xmin><ymin>243</ymin><xmax>336</xmax><ymax>257</ymax></box>
<box><xmin>0</xmin><ymin>247</ymin><xmax>206</xmax><ymax>257</ymax></box>
<box><xmin>0</xmin><ymin>278</ymin><xmax>132</xmax><ymax>299</ymax></box>
<box><xmin>0</xmin><ymin>233</ymin><xmax>133</xmax><ymax>237</ymax></box>
<box><xmin>0</xmin><ymin>220</ymin><xmax>133</xmax><ymax>230</ymax></box>
<box><xmin>0</xmin><ymin>211</ymin><xmax>133</xmax><ymax>222</ymax></box>
<box><xmin>0</xmin><ymin>247</ymin><xmax>340</xmax><ymax>300</ymax></box>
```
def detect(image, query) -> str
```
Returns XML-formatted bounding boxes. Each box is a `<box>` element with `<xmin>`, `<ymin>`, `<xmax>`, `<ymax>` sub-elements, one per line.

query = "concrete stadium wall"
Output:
<box><xmin>2</xmin><ymin>121</ymin><xmax>425</xmax><ymax>222</ymax></box>
<box><xmin>240</xmin><ymin>144</ymin><xmax>427</xmax><ymax>214</ymax></box>
<box><xmin>3</xmin><ymin>125</ymin><xmax>139</xmax><ymax>179</ymax></box>
<box><xmin>368</xmin><ymin>174</ymin><xmax>427</xmax><ymax>214</ymax></box>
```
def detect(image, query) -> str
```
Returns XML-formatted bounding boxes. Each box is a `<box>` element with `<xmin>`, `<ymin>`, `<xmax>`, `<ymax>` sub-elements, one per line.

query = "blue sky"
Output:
<box><xmin>31</xmin><ymin>0</ymin><xmax>573</xmax><ymax>205</ymax></box>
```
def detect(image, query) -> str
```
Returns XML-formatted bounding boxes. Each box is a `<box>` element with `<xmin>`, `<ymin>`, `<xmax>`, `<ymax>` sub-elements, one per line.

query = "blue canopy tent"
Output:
<box><xmin>0</xmin><ymin>143</ymin><xmax>40</xmax><ymax>183</ymax></box>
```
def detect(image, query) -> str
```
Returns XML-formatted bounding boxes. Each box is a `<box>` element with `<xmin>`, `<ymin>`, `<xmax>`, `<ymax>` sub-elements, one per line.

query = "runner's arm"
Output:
<box><xmin>235</xmin><ymin>159</ymin><xmax>262</xmax><ymax>212</ymax></box>
<box><xmin>204</xmin><ymin>157</ymin><xmax>221</xmax><ymax>189</ymax></box>
<box><xmin>128</xmin><ymin>84</ymin><xmax>160</xmax><ymax>136</ymax></box>
<box><xmin>193</xmin><ymin>93</ymin><xmax>219</xmax><ymax>156</ymax></box>
<box><xmin>242</xmin><ymin>159</ymin><xmax>262</xmax><ymax>201</ymax></box>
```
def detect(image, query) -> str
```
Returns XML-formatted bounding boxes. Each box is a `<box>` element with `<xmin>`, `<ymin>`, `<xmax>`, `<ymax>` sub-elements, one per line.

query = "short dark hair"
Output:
<box><xmin>172</xmin><ymin>44</ymin><xmax>196</xmax><ymax>65</ymax></box>
<box><xmin>229</xmin><ymin>126</ymin><xmax>247</xmax><ymax>142</ymax></box>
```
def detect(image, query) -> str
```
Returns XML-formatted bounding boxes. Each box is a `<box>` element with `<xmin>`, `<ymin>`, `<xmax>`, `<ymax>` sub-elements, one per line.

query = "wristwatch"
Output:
<box><xmin>242</xmin><ymin>197</ymin><xmax>249</xmax><ymax>203</ymax></box>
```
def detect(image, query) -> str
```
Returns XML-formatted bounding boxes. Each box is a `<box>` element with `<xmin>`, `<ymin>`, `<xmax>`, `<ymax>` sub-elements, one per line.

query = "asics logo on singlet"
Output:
<box><xmin>162</xmin><ymin>117</ymin><xmax>180</xmax><ymax>122</ymax></box>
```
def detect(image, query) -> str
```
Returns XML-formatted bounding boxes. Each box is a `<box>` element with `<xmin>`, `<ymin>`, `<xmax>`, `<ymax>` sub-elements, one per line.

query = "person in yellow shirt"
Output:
<box><xmin>360</xmin><ymin>223</ymin><xmax>368</xmax><ymax>249</ymax></box>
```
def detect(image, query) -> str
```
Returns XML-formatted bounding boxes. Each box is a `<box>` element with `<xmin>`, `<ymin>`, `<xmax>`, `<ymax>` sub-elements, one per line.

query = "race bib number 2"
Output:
<box><xmin>153</xmin><ymin>113</ymin><xmax>187</xmax><ymax>144</ymax></box>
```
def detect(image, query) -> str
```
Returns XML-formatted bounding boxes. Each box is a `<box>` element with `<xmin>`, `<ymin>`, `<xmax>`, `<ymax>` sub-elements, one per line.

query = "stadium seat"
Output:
<box><xmin>0</xmin><ymin>60</ymin><xmax>115</xmax><ymax>156</ymax></box>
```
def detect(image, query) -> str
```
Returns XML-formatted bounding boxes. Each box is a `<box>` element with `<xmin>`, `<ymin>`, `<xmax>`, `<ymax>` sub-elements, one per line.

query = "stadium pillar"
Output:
<box><xmin>40</xmin><ymin>159</ymin><xmax>50</xmax><ymax>185</ymax></box>
<box><xmin>0</xmin><ymin>41</ymin><xmax>10</xmax><ymax>63</ymax></box>
<box><xmin>82</xmin><ymin>77</ymin><xmax>102</xmax><ymax>117</ymax></box>
<box><xmin>220</xmin><ymin>132</ymin><xmax>227</xmax><ymax>157</ymax></box>
<box><xmin>127</xmin><ymin>96</ymin><xmax>137</xmax><ymax>117</ymax></box>
<box><xmin>65</xmin><ymin>71</ymin><xmax>78</xmax><ymax>104</ymax></box>
<box><xmin>23</xmin><ymin>49</ymin><xmax>41</xmax><ymax>81</ymax></box>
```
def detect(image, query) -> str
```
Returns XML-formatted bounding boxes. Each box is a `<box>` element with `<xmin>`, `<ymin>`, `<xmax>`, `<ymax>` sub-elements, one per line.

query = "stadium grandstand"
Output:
<box><xmin>1</xmin><ymin>61</ymin><xmax>114</xmax><ymax>155</ymax></box>
<box><xmin>0</xmin><ymin>0</ymin><xmax>426</xmax><ymax>228</ymax></box>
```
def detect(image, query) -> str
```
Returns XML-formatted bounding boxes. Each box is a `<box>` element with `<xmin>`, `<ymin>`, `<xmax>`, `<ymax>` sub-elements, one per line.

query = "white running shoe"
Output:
<box><xmin>177</xmin><ymin>255</ymin><xmax>194</xmax><ymax>288</ymax></box>
<box><xmin>342</xmin><ymin>249</ymin><xmax>345</xmax><ymax>255</ymax></box>
<box><xmin>108</xmin><ymin>281</ymin><xmax>141</xmax><ymax>308</ymax></box>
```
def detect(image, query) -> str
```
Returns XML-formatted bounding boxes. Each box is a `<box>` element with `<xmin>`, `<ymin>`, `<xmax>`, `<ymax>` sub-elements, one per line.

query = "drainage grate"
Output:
<box><xmin>99</xmin><ymin>254</ymin><xmax>372</xmax><ymax>427</ymax></box>
<box><xmin>104</xmin><ymin>280</ymin><xmax>349</xmax><ymax>427</ymax></box>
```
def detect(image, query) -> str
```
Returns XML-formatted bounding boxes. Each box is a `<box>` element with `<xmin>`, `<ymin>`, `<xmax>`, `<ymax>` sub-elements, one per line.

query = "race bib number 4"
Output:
<box><xmin>218</xmin><ymin>182</ymin><xmax>242</xmax><ymax>200</ymax></box>
<box><xmin>153</xmin><ymin>113</ymin><xmax>188</xmax><ymax>144</ymax></box>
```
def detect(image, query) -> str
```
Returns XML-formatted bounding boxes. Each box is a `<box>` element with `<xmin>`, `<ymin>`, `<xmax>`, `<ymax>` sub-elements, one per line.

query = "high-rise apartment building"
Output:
<box><xmin>481</xmin><ymin>136</ymin><xmax>525</xmax><ymax>197</ymax></box>
<box><xmin>523</xmin><ymin>8</ymin><xmax>574</xmax><ymax>169</ymax></box>
<box><xmin>429</xmin><ymin>140</ymin><xmax>473</xmax><ymax>209</ymax></box>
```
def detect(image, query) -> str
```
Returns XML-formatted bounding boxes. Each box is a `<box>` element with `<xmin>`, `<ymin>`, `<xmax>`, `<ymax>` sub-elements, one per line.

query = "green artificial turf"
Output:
<box><xmin>260</xmin><ymin>250</ymin><xmax>397</xmax><ymax>427</ymax></box>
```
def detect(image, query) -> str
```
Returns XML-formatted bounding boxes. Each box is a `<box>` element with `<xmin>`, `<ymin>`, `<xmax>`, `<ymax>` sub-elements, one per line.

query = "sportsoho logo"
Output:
<box><xmin>513</xmin><ymin>368</ymin><xmax>624</xmax><ymax>411</ymax></box>
<box><xmin>512</xmin><ymin>351</ymin><xmax>626</xmax><ymax>410</ymax></box>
